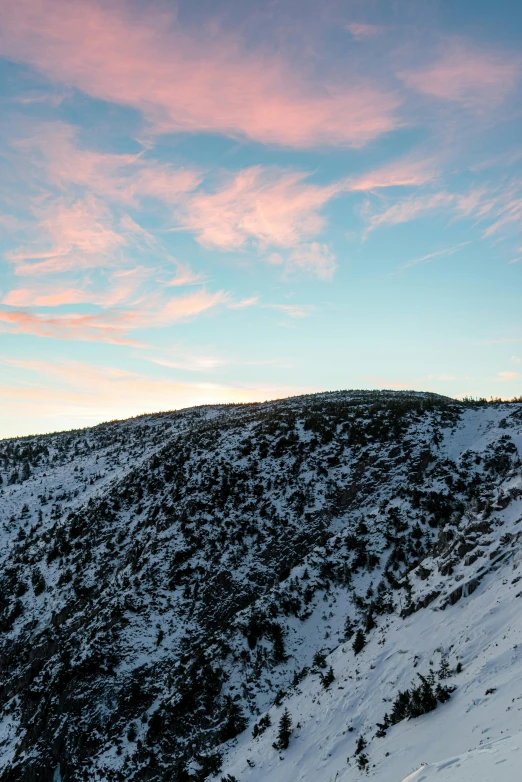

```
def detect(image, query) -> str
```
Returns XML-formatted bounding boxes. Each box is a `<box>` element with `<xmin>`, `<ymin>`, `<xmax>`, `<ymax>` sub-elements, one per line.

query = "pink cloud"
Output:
<box><xmin>482</xmin><ymin>196</ymin><xmax>522</xmax><ymax>237</ymax></box>
<box><xmin>17</xmin><ymin>122</ymin><xmax>201</xmax><ymax>204</ymax></box>
<box><xmin>348</xmin><ymin>156</ymin><xmax>438</xmax><ymax>191</ymax></box>
<box><xmin>179</xmin><ymin>166</ymin><xmax>342</xmax><ymax>251</ymax></box>
<box><xmin>0</xmin><ymin>0</ymin><xmax>402</xmax><ymax>148</ymax></box>
<box><xmin>346</xmin><ymin>23</ymin><xmax>385</xmax><ymax>40</ymax></box>
<box><xmin>7</xmin><ymin>196</ymin><xmax>127</xmax><ymax>275</ymax></box>
<box><xmin>364</xmin><ymin>191</ymin><xmax>455</xmax><ymax>231</ymax></box>
<box><xmin>3</xmin><ymin>287</ymin><xmax>87</xmax><ymax>307</ymax></box>
<box><xmin>399</xmin><ymin>40</ymin><xmax>520</xmax><ymax>109</ymax></box>
<box><xmin>148</xmin><ymin>289</ymin><xmax>229</xmax><ymax>327</ymax></box>
<box><xmin>2</xmin><ymin>266</ymin><xmax>153</xmax><ymax>309</ymax></box>
<box><xmin>495</xmin><ymin>371</ymin><xmax>520</xmax><ymax>381</ymax></box>
<box><xmin>228</xmin><ymin>296</ymin><xmax>259</xmax><ymax>309</ymax></box>
<box><xmin>5</xmin><ymin>125</ymin><xmax>344</xmax><ymax>281</ymax></box>
<box><xmin>0</xmin><ymin>308</ymin><xmax>142</xmax><ymax>345</ymax></box>
<box><xmin>455</xmin><ymin>188</ymin><xmax>492</xmax><ymax>218</ymax></box>
<box><xmin>0</xmin><ymin>288</ymin><xmax>227</xmax><ymax>344</ymax></box>
<box><xmin>165</xmin><ymin>263</ymin><xmax>207</xmax><ymax>287</ymax></box>
<box><xmin>452</xmin><ymin>183</ymin><xmax>522</xmax><ymax>239</ymax></box>
<box><xmin>287</xmin><ymin>242</ymin><xmax>337</xmax><ymax>280</ymax></box>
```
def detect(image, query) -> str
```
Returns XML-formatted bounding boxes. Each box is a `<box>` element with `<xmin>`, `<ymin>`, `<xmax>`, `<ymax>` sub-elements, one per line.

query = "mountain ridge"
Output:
<box><xmin>1</xmin><ymin>390</ymin><xmax>521</xmax><ymax>781</ymax></box>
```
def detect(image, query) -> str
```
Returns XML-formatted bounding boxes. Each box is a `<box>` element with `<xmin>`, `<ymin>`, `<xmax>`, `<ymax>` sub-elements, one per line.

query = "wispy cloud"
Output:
<box><xmin>494</xmin><ymin>371</ymin><xmax>520</xmax><ymax>381</ymax></box>
<box><xmin>147</xmin><ymin>289</ymin><xmax>229</xmax><ymax>328</ymax></box>
<box><xmin>399</xmin><ymin>39</ymin><xmax>520</xmax><ymax>109</ymax></box>
<box><xmin>363</xmin><ymin>191</ymin><xmax>455</xmax><ymax>232</ymax></box>
<box><xmin>346</xmin><ymin>23</ymin><xmax>385</xmax><ymax>40</ymax></box>
<box><xmin>164</xmin><ymin>263</ymin><xmax>207</xmax><ymax>287</ymax></box>
<box><xmin>147</xmin><ymin>354</ymin><xmax>227</xmax><ymax>372</ymax></box>
<box><xmin>0</xmin><ymin>308</ymin><xmax>143</xmax><ymax>346</ymax></box>
<box><xmin>348</xmin><ymin>156</ymin><xmax>438</xmax><ymax>191</ymax></box>
<box><xmin>14</xmin><ymin>121</ymin><xmax>201</xmax><ymax>205</ymax></box>
<box><xmin>397</xmin><ymin>241</ymin><xmax>470</xmax><ymax>271</ymax></box>
<box><xmin>362</xmin><ymin>177</ymin><xmax>522</xmax><ymax>253</ymax></box>
<box><xmin>228</xmin><ymin>296</ymin><xmax>259</xmax><ymax>309</ymax></box>
<box><xmin>178</xmin><ymin>166</ymin><xmax>343</xmax><ymax>251</ymax></box>
<box><xmin>6</xmin><ymin>196</ymin><xmax>127</xmax><ymax>275</ymax></box>
<box><xmin>0</xmin><ymin>0</ymin><xmax>402</xmax><ymax>149</ymax></box>
<box><xmin>0</xmin><ymin>288</ymin><xmax>228</xmax><ymax>344</ymax></box>
<box><xmin>287</xmin><ymin>243</ymin><xmax>337</xmax><ymax>280</ymax></box>
<box><xmin>3</xmin><ymin>267</ymin><xmax>154</xmax><ymax>309</ymax></box>
<box><xmin>265</xmin><ymin>304</ymin><xmax>315</xmax><ymax>319</ymax></box>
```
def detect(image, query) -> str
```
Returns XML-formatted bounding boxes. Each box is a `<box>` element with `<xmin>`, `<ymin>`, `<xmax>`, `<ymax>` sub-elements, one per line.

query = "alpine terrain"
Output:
<box><xmin>1</xmin><ymin>390</ymin><xmax>522</xmax><ymax>782</ymax></box>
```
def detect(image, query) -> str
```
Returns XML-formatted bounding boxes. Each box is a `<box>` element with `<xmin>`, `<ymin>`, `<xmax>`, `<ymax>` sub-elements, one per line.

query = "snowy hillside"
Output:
<box><xmin>0</xmin><ymin>391</ymin><xmax>521</xmax><ymax>781</ymax></box>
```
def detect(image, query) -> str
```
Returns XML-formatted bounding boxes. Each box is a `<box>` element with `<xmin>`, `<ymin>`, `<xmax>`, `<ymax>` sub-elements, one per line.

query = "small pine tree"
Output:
<box><xmin>313</xmin><ymin>650</ymin><xmax>327</xmax><ymax>669</ymax></box>
<box><xmin>365</xmin><ymin>606</ymin><xmax>376</xmax><ymax>633</ymax></box>
<box><xmin>343</xmin><ymin>616</ymin><xmax>355</xmax><ymax>639</ymax></box>
<box><xmin>352</xmin><ymin>628</ymin><xmax>366</xmax><ymax>655</ymax></box>
<box><xmin>321</xmin><ymin>666</ymin><xmax>335</xmax><ymax>689</ymax></box>
<box><xmin>274</xmin><ymin>708</ymin><xmax>292</xmax><ymax>750</ymax></box>
<box><xmin>438</xmin><ymin>658</ymin><xmax>451</xmax><ymax>679</ymax></box>
<box><xmin>272</xmin><ymin>624</ymin><xmax>286</xmax><ymax>663</ymax></box>
<box><xmin>356</xmin><ymin>753</ymin><xmax>369</xmax><ymax>770</ymax></box>
<box><xmin>252</xmin><ymin>713</ymin><xmax>271</xmax><ymax>738</ymax></box>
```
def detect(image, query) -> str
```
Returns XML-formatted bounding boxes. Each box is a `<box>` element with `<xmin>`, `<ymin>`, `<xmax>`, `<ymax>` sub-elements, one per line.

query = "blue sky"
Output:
<box><xmin>0</xmin><ymin>0</ymin><xmax>521</xmax><ymax>436</ymax></box>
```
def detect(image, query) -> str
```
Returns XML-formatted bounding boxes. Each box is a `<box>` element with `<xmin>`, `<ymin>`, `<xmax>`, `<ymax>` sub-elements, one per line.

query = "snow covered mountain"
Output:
<box><xmin>1</xmin><ymin>390</ymin><xmax>521</xmax><ymax>782</ymax></box>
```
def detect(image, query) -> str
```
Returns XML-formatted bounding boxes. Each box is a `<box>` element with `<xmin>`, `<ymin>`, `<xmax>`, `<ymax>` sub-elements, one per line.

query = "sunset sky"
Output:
<box><xmin>0</xmin><ymin>0</ymin><xmax>521</xmax><ymax>436</ymax></box>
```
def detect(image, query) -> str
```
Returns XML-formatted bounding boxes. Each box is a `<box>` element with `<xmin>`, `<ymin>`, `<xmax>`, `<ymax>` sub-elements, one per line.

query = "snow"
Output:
<box><xmin>216</xmin><ymin>531</ymin><xmax>522</xmax><ymax>780</ymax></box>
<box><xmin>213</xmin><ymin>404</ymin><xmax>522</xmax><ymax>782</ymax></box>
<box><xmin>1</xmin><ymin>393</ymin><xmax>522</xmax><ymax>780</ymax></box>
<box><xmin>399</xmin><ymin>733</ymin><xmax>522</xmax><ymax>781</ymax></box>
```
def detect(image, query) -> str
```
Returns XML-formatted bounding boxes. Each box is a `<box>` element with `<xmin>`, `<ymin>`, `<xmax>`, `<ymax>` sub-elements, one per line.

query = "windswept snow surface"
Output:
<box><xmin>399</xmin><ymin>733</ymin><xmax>522</xmax><ymax>781</ymax></box>
<box><xmin>216</xmin><ymin>535</ymin><xmax>522</xmax><ymax>781</ymax></box>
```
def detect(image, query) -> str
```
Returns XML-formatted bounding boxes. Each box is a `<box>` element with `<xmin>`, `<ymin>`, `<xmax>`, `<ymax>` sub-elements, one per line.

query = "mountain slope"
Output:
<box><xmin>0</xmin><ymin>391</ymin><xmax>521</xmax><ymax>781</ymax></box>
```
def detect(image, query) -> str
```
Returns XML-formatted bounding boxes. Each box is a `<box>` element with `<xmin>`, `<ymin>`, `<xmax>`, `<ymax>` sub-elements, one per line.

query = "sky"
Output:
<box><xmin>0</xmin><ymin>0</ymin><xmax>521</xmax><ymax>437</ymax></box>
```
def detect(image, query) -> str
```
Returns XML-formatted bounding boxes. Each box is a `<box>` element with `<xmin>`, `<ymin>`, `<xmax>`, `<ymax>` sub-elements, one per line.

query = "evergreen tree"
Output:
<box><xmin>272</xmin><ymin>623</ymin><xmax>286</xmax><ymax>662</ymax></box>
<box><xmin>219</xmin><ymin>696</ymin><xmax>248</xmax><ymax>742</ymax></box>
<box><xmin>352</xmin><ymin>628</ymin><xmax>366</xmax><ymax>655</ymax></box>
<box><xmin>252</xmin><ymin>713</ymin><xmax>271</xmax><ymax>738</ymax></box>
<box><xmin>313</xmin><ymin>650</ymin><xmax>327</xmax><ymax>669</ymax></box>
<box><xmin>365</xmin><ymin>605</ymin><xmax>376</xmax><ymax>633</ymax></box>
<box><xmin>274</xmin><ymin>708</ymin><xmax>292</xmax><ymax>750</ymax></box>
<box><xmin>438</xmin><ymin>658</ymin><xmax>451</xmax><ymax>679</ymax></box>
<box><xmin>343</xmin><ymin>616</ymin><xmax>355</xmax><ymax>639</ymax></box>
<box><xmin>321</xmin><ymin>665</ymin><xmax>335</xmax><ymax>689</ymax></box>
